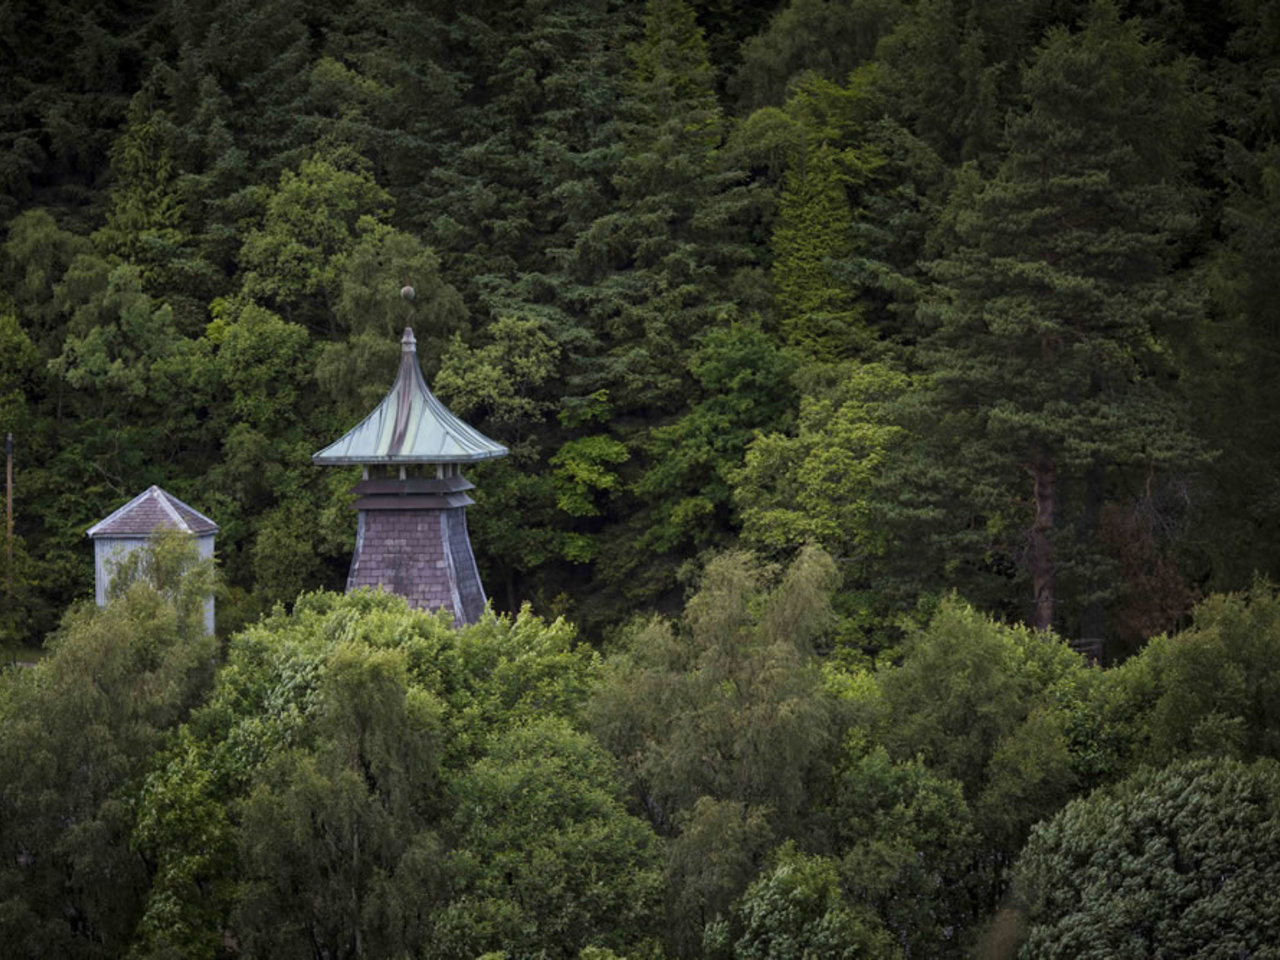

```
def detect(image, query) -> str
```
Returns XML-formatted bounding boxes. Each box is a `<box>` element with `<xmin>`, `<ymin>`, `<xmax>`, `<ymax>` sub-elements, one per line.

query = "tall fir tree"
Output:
<box><xmin>579</xmin><ymin>0</ymin><xmax>764</xmax><ymax>613</ymax></box>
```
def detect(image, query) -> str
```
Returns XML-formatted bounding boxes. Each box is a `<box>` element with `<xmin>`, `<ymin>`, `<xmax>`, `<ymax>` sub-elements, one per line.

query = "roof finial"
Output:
<box><xmin>401</xmin><ymin>282</ymin><xmax>417</xmax><ymax>353</ymax></box>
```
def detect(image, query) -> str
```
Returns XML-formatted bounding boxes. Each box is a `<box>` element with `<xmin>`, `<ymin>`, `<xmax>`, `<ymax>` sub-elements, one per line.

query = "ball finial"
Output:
<box><xmin>400</xmin><ymin>284</ymin><xmax>416</xmax><ymax>302</ymax></box>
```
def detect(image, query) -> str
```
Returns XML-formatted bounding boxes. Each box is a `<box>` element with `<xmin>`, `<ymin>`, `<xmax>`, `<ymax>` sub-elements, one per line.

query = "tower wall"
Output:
<box><xmin>95</xmin><ymin>533</ymin><xmax>216</xmax><ymax>634</ymax></box>
<box><xmin>347</xmin><ymin>506</ymin><xmax>487</xmax><ymax>625</ymax></box>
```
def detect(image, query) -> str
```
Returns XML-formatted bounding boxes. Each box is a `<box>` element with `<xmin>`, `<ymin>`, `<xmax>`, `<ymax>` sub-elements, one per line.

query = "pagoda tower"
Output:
<box><xmin>313</xmin><ymin>326</ymin><xmax>507</xmax><ymax>624</ymax></box>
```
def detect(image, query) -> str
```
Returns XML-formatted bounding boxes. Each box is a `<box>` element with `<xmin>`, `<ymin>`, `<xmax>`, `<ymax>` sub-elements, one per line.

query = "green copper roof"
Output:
<box><xmin>312</xmin><ymin>328</ymin><xmax>508</xmax><ymax>465</ymax></box>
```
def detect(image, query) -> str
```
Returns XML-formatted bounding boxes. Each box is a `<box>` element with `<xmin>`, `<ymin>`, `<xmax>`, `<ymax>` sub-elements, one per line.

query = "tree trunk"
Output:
<box><xmin>1029</xmin><ymin>459</ymin><xmax>1056</xmax><ymax>631</ymax></box>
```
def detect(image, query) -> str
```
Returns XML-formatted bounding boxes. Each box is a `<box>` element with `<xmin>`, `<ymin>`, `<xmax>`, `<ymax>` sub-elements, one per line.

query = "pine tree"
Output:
<box><xmin>914</xmin><ymin>1</ymin><xmax>1207</xmax><ymax>632</ymax></box>
<box><xmin>876</xmin><ymin>0</ymin><xmax>1088</xmax><ymax>165</ymax></box>
<box><xmin>768</xmin><ymin>71</ymin><xmax>887</xmax><ymax>359</ymax></box>
<box><xmin>772</xmin><ymin>143</ymin><xmax>860</xmax><ymax>356</ymax></box>
<box><xmin>730</xmin><ymin>0</ymin><xmax>906</xmax><ymax>110</ymax></box>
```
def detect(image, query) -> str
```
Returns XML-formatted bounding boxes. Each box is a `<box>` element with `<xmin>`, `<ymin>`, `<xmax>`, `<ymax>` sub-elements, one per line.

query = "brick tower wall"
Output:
<box><xmin>347</xmin><ymin>507</ymin><xmax>487</xmax><ymax>625</ymax></box>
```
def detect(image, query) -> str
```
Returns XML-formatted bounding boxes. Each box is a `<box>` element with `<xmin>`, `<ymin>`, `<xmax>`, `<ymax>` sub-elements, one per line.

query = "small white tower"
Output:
<box><xmin>86</xmin><ymin>485</ymin><xmax>218</xmax><ymax>633</ymax></box>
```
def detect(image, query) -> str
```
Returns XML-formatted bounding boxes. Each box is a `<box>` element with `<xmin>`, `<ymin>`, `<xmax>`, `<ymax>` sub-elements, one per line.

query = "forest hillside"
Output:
<box><xmin>3</xmin><ymin>0</ymin><xmax>1280</xmax><ymax>957</ymax></box>
<box><xmin>2</xmin><ymin>0</ymin><xmax>1278</xmax><ymax>647</ymax></box>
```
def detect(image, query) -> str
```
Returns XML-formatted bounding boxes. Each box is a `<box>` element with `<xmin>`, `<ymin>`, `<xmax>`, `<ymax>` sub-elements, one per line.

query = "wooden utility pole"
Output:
<box><xmin>5</xmin><ymin>433</ymin><xmax>12</xmax><ymax>591</ymax></box>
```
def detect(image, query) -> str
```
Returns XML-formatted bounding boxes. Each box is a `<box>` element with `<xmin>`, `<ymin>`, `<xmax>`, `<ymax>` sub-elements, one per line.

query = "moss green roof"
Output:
<box><xmin>312</xmin><ymin>328</ymin><xmax>508</xmax><ymax>465</ymax></box>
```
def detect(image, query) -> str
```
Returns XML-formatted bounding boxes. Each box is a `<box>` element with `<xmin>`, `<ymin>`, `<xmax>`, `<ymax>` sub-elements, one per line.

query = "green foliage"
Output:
<box><xmin>735</xmin><ymin>360</ymin><xmax>915</xmax><ymax>639</ymax></box>
<box><xmin>1100</xmin><ymin>580</ymin><xmax>1280</xmax><ymax>769</ymax></box>
<box><xmin>0</xmin><ymin>0</ymin><xmax>1273</xmax><ymax>660</ymax></box>
<box><xmin>632</xmin><ymin>323</ymin><xmax>797</xmax><ymax>558</ymax></box>
<box><xmin>875</xmin><ymin>0</ymin><xmax>1079</xmax><ymax>164</ymax></box>
<box><xmin>0</xmin><ymin>536</ymin><xmax>216</xmax><ymax>959</ymax></box>
<box><xmin>1015</xmin><ymin>756</ymin><xmax>1280</xmax><ymax>958</ymax></box>
<box><xmin>736</xmin><ymin>361</ymin><xmax>906</xmax><ymax>557</ymax></box>
<box><xmin>593</xmin><ymin>547</ymin><xmax>839</xmax><ymax>830</ymax></box>
<box><xmin>95</xmin><ymin>82</ymin><xmax>187</xmax><ymax>285</ymax></box>
<box><xmin>591</xmin><ymin>546</ymin><xmax>840</xmax><ymax>955</ymax></box>
<box><xmin>552</xmin><ymin>434</ymin><xmax>632</xmax><ymax>520</ymax></box>
<box><xmin>0</xmin><ymin>0</ymin><xmax>151</xmax><ymax>220</ymax></box>
<box><xmin>772</xmin><ymin>142</ymin><xmax>862</xmax><ymax>357</ymax></box>
<box><xmin>666</xmin><ymin>798</ymin><xmax>777</xmax><ymax>955</ymax></box>
<box><xmin>134</xmin><ymin>590</ymin><xmax>611</xmax><ymax>959</ymax></box>
<box><xmin>1187</xmin><ymin>136</ymin><xmax>1280</xmax><ymax>589</ymax></box>
<box><xmin>873</xmin><ymin>600</ymin><xmax>1085</xmax><ymax>801</ymax></box>
<box><xmin>238</xmin><ymin>150</ymin><xmax>393</xmax><ymax>329</ymax></box>
<box><xmin>847</xmin><ymin>596</ymin><xmax>1098</xmax><ymax>922</ymax></box>
<box><xmin>233</xmin><ymin>644</ymin><xmax>442</xmax><ymax>959</ymax></box>
<box><xmin>913</xmin><ymin>1</ymin><xmax>1208</xmax><ymax>631</ymax></box>
<box><xmin>567</xmin><ymin>0</ymin><xmax>751</xmax><ymax>413</ymax></box>
<box><xmin>767</xmin><ymin>71</ymin><xmax>888</xmax><ymax>359</ymax></box>
<box><xmin>439</xmin><ymin>718</ymin><xmax>663</xmax><ymax>960</ymax></box>
<box><xmin>6</xmin><ymin>3</ymin><xmax>1280</xmax><ymax>953</ymax></box>
<box><xmin>316</xmin><ymin>220</ymin><xmax>467</xmax><ymax>420</ymax></box>
<box><xmin>709</xmin><ymin>842</ymin><xmax>897</xmax><ymax>960</ymax></box>
<box><xmin>51</xmin><ymin>263</ymin><xmax>186</xmax><ymax>425</ymax></box>
<box><xmin>0</xmin><ymin>312</ymin><xmax>38</xmax><ymax>438</ymax></box>
<box><xmin>833</xmin><ymin>746</ymin><xmax>985</xmax><ymax>955</ymax></box>
<box><xmin>0</xmin><ymin>209</ymin><xmax>92</xmax><ymax>357</ymax></box>
<box><xmin>731</xmin><ymin>0</ymin><xmax>906</xmax><ymax>110</ymax></box>
<box><xmin>434</xmin><ymin>316</ymin><xmax>561</xmax><ymax>459</ymax></box>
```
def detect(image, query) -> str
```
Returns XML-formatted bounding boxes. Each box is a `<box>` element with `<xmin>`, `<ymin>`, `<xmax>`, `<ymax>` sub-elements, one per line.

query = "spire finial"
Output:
<box><xmin>402</xmin><ymin>327</ymin><xmax>417</xmax><ymax>353</ymax></box>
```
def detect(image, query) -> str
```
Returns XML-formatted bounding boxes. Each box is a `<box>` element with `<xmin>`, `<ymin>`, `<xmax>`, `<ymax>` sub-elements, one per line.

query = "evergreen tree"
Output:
<box><xmin>772</xmin><ymin>141</ymin><xmax>861</xmax><ymax>356</ymax></box>
<box><xmin>95</xmin><ymin>83</ymin><xmax>187</xmax><ymax>290</ymax></box>
<box><xmin>767</xmin><ymin>71</ymin><xmax>888</xmax><ymax>358</ymax></box>
<box><xmin>0</xmin><ymin>0</ymin><xmax>161</xmax><ymax>223</ymax></box>
<box><xmin>567</xmin><ymin>0</ymin><xmax>754</xmax><ymax>413</ymax></box>
<box><xmin>558</xmin><ymin>0</ymin><xmax>761</xmax><ymax>616</ymax></box>
<box><xmin>1175</xmin><ymin>2</ymin><xmax>1280</xmax><ymax>595</ymax></box>
<box><xmin>730</xmin><ymin>0</ymin><xmax>906</xmax><ymax>110</ymax></box>
<box><xmin>914</xmin><ymin>1</ymin><xmax>1207</xmax><ymax>631</ymax></box>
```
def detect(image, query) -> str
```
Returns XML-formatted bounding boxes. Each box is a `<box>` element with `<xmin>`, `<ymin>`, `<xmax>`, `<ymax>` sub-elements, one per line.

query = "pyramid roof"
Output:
<box><xmin>87</xmin><ymin>485</ymin><xmax>218</xmax><ymax>539</ymax></box>
<box><xmin>312</xmin><ymin>328</ymin><xmax>508</xmax><ymax>465</ymax></box>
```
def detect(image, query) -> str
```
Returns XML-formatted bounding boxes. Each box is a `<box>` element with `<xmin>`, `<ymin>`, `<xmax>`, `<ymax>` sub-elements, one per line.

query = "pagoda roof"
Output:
<box><xmin>87</xmin><ymin>485</ymin><xmax>219</xmax><ymax>539</ymax></box>
<box><xmin>312</xmin><ymin>328</ymin><xmax>508</xmax><ymax>465</ymax></box>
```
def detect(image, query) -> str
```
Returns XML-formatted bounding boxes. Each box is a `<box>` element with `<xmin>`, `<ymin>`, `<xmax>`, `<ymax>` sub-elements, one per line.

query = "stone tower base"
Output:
<box><xmin>346</xmin><ymin>506</ymin><xmax>486</xmax><ymax>625</ymax></box>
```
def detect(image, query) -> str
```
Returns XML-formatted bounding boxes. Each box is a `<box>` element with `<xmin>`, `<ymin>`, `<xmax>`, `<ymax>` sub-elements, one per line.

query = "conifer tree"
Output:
<box><xmin>768</xmin><ymin>71</ymin><xmax>886</xmax><ymax>359</ymax></box>
<box><xmin>730</xmin><ymin>0</ymin><xmax>906</xmax><ymax>111</ymax></box>
<box><xmin>915</xmin><ymin>1</ymin><xmax>1207</xmax><ymax>632</ymax></box>
<box><xmin>569</xmin><ymin>0</ymin><xmax>751</xmax><ymax>413</ymax></box>
<box><xmin>1177</xmin><ymin>3</ymin><xmax>1280</xmax><ymax>593</ymax></box>
<box><xmin>772</xmin><ymin>142</ymin><xmax>859</xmax><ymax>356</ymax></box>
<box><xmin>95</xmin><ymin>83</ymin><xmax>189</xmax><ymax>296</ymax></box>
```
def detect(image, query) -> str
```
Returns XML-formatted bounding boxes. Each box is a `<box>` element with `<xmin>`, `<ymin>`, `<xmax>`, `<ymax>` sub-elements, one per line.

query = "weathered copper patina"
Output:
<box><xmin>312</xmin><ymin>326</ymin><xmax>507</xmax><ymax>625</ymax></box>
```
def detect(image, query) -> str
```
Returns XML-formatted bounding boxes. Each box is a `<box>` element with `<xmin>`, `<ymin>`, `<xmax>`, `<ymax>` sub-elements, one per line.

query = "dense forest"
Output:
<box><xmin>3</xmin><ymin>0</ymin><xmax>1280</xmax><ymax>956</ymax></box>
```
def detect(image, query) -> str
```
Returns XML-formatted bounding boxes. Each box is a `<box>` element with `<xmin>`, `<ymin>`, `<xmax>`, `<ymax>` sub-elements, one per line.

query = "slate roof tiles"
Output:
<box><xmin>86</xmin><ymin>485</ymin><xmax>218</xmax><ymax>538</ymax></box>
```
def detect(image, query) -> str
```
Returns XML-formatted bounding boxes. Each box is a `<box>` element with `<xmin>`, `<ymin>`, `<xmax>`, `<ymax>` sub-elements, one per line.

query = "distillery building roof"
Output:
<box><xmin>312</xmin><ymin>327</ymin><xmax>508</xmax><ymax>466</ymax></box>
<box><xmin>87</xmin><ymin>485</ymin><xmax>219</xmax><ymax>539</ymax></box>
